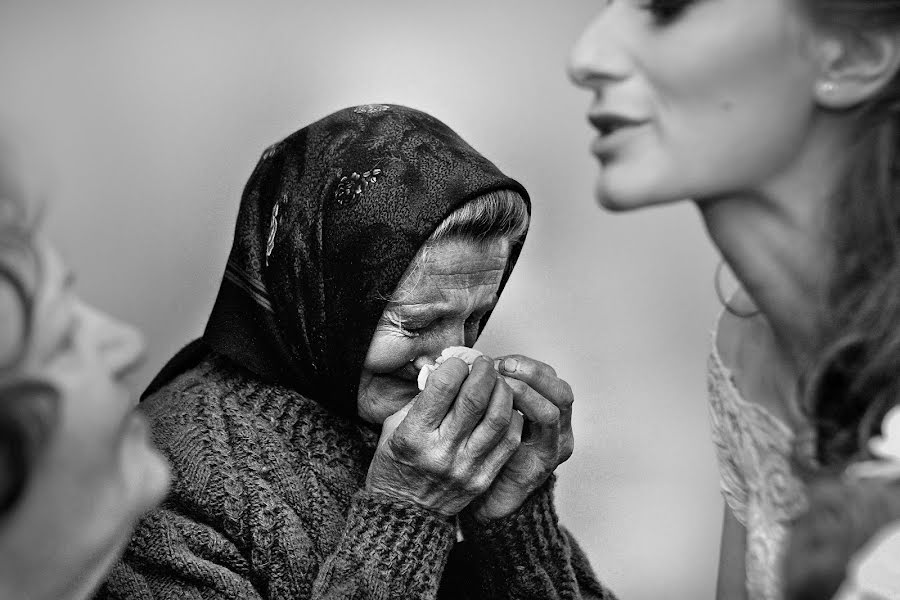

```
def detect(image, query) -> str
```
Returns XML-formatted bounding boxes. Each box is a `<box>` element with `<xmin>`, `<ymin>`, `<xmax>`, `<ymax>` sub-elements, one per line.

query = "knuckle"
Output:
<box><xmin>558</xmin><ymin>381</ymin><xmax>574</xmax><ymax>406</ymax></box>
<box><xmin>388</xmin><ymin>433</ymin><xmax>418</xmax><ymax>461</ymax></box>
<box><xmin>504</xmin><ymin>377</ymin><xmax>527</xmax><ymax>395</ymax></box>
<box><xmin>458</xmin><ymin>389</ymin><xmax>488</xmax><ymax>417</ymax></box>
<box><xmin>470</xmin><ymin>474</ymin><xmax>493</xmax><ymax>495</ymax></box>
<box><xmin>537</xmin><ymin>403</ymin><xmax>561</xmax><ymax>425</ymax></box>
<box><xmin>495</xmin><ymin>377</ymin><xmax>514</xmax><ymax>397</ymax></box>
<box><xmin>429</xmin><ymin>368</ymin><xmax>461</xmax><ymax>396</ymax></box>
<box><xmin>449</xmin><ymin>467</ymin><xmax>473</xmax><ymax>490</ymax></box>
<box><xmin>504</xmin><ymin>430</ymin><xmax>523</xmax><ymax>451</ymax></box>
<box><xmin>485</xmin><ymin>411</ymin><xmax>512</xmax><ymax>434</ymax></box>
<box><xmin>521</xmin><ymin>357</ymin><xmax>556</xmax><ymax>379</ymax></box>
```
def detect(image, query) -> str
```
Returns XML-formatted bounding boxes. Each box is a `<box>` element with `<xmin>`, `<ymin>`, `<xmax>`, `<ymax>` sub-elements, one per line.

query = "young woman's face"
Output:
<box><xmin>569</xmin><ymin>0</ymin><xmax>823</xmax><ymax>209</ymax></box>
<box><xmin>0</xmin><ymin>237</ymin><xmax>170</xmax><ymax>599</ymax></box>
<box><xmin>357</xmin><ymin>238</ymin><xmax>510</xmax><ymax>424</ymax></box>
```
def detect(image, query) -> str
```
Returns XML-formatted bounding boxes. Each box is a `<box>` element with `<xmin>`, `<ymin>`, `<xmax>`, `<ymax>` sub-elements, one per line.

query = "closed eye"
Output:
<box><xmin>385</xmin><ymin>313</ymin><xmax>430</xmax><ymax>338</ymax></box>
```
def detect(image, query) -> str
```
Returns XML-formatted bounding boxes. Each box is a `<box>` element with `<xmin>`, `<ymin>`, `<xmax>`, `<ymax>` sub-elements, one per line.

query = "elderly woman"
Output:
<box><xmin>100</xmin><ymin>105</ymin><xmax>616</xmax><ymax>600</ymax></box>
<box><xmin>0</xmin><ymin>143</ymin><xmax>171</xmax><ymax>599</ymax></box>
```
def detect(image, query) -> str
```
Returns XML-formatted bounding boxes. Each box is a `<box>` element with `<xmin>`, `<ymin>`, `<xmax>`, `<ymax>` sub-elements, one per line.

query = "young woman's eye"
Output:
<box><xmin>641</xmin><ymin>0</ymin><xmax>694</xmax><ymax>24</ymax></box>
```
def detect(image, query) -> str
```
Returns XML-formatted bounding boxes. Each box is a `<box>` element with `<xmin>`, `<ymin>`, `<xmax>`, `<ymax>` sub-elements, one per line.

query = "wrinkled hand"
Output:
<box><xmin>469</xmin><ymin>355</ymin><xmax>574</xmax><ymax>522</ymax></box>
<box><xmin>366</xmin><ymin>356</ymin><xmax>524</xmax><ymax>517</ymax></box>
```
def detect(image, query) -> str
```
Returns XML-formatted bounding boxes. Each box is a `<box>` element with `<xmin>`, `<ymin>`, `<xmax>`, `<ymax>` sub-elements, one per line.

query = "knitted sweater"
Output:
<box><xmin>99</xmin><ymin>356</ymin><xmax>617</xmax><ymax>600</ymax></box>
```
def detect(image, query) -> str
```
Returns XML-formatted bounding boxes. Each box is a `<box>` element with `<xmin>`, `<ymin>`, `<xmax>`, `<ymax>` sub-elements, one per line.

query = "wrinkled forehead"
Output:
<box><xmin>391</xmin><ymin>238</ymin><xmax>511</xmax><ymax>303</ymax></box>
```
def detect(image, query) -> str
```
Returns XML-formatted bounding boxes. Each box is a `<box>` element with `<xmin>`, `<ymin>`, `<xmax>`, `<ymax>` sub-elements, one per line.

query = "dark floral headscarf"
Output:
<box><xmin>144</xmin><ymin>104</ymin><xmax>530</xmax><ymax>416</ymax></box>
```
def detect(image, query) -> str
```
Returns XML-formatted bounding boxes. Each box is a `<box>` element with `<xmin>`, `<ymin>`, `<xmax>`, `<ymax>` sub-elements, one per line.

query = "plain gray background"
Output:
<box><xmin>0</xmin><ymin>2</ymin><xmax>726</xmax><ymax>597</ymax></box>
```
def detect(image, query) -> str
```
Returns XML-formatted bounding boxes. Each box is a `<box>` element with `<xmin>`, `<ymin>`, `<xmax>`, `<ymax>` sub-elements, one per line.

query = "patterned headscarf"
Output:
<box><xmin>143</xmin><ymin>105</ymin><xmax>530</xmax><ymax>416</ymax></box>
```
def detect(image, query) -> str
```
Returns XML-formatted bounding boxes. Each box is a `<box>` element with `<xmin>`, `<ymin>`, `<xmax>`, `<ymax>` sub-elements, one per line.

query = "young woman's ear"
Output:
<box><xmin>0</xmin><ymin>379</ymin><xmax>59</xmax><ymax>516</ymax></box>
<box><xmin>813</xmin><ymin>29</ymin><xmax>900</xmax><ymax>109</ymax></box>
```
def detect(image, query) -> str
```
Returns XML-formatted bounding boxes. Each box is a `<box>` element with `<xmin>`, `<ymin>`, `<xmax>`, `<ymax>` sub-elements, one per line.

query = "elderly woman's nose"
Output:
<box><xmin>568</xmin><ymin>8</ymin><xmax>628</xmax><ymax>88</ymax></box>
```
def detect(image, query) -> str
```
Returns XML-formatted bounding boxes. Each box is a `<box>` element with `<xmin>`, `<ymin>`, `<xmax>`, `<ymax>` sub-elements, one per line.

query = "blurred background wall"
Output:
<box><xmin>0</xmin><ymin>1</ymin><xmax>724</xmax><ymax>597</ymax></box>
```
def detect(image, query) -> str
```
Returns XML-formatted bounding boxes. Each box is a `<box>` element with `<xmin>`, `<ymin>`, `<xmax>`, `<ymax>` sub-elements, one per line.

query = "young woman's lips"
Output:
<box><xmin>588</xmin><ymin>113</ymin><xmax>647</xmax><ymax>155</ymax></box>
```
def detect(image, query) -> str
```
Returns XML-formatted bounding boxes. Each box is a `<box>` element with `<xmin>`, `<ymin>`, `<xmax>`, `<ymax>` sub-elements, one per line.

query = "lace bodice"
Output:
<box><xmin>708</xmin><ymin>328</ymin><xmax>808</xmax><ymax>600</ymax></box>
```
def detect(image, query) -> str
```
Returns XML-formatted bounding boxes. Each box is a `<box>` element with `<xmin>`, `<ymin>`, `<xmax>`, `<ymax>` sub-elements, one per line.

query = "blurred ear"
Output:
<box><xmin>813</xmin><ymin>28</ymin><xmax>900</xmax><ymax>109</ymax></box>
<box><xmin>0</xmin><ymin>379</ymin><xmax>59</xmax><ymax>516</ymax></box>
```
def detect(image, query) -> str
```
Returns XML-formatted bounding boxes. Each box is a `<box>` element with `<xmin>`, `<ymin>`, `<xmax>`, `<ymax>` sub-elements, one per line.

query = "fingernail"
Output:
<box><xmin>501</xmin><ymin>358</ymin><xmax>518</xmax><ymax>373</ymax></box>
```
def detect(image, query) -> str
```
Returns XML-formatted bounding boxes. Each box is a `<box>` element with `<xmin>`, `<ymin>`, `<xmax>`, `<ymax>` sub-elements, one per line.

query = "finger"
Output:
<box><xmin>466</xmin><ymin>375</ymin><xmax>514</xmax><ymax>455</ymax></box>
<box><xmin>504</xmin><ymin>376</ymin><xmax>560</xmax><ymax>457</ymax></box>
<box><xmin>498</xmin><ymin>354</ymin><xmax>573</xmax><ymax>429</ymax></box>
<box><xmin>441</xmin><ymin>356</ymin><xmax>498</xmax><ymax>443</ymax></box>
<box><xmin>405</xmin><ymin>357</ymin><xmax>470</xmax><ymax>430</ymax></box>
<box><xmin>471</xmin><ymin>410</ymin><xmax>524</xmax><ymax>490</ymax></box>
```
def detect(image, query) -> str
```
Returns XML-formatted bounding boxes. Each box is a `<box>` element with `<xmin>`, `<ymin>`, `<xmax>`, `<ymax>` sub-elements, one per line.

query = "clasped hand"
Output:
<box><xmin>365</xmin><ymin>354</ymin><xmax>574</xmax><ymax>521</ymax></box>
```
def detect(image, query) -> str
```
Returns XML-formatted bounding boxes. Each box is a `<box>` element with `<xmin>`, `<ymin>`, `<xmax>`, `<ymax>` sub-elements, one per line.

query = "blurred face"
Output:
<box><xmin>357</xmin><ymin>238</ymin><xmax>510</xmax><ymax>424</ymax></box>
<box><xmin>568</xmin><ymin>0</ymin><xmax>822</xmax><ymax>209</ymax></box>
<box><xmin>0</xmin><ymin>237</ymin><xmax>170</xmax><ymax>600</ymax></box>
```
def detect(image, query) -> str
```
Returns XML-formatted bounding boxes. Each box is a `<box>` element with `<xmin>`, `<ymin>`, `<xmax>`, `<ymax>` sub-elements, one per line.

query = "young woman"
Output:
<box><xmin>569</xmin><ymin>2</ymin><xmax>900</xmax><ymax>599</ymax></box>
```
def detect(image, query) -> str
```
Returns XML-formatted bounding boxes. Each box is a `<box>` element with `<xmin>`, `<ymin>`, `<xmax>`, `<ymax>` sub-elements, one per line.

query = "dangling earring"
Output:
<box><xmin>714</xmin><ymin>260</ymin><xmax>761</xmax><ymax>319</ymax></box>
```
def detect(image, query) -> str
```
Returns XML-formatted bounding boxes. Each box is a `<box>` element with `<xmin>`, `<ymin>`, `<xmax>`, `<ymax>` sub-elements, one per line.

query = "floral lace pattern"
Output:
<box><xmin>708</xmin><ymin>330</ymin><xmax>808</xmax><ymax>600</ymax></box>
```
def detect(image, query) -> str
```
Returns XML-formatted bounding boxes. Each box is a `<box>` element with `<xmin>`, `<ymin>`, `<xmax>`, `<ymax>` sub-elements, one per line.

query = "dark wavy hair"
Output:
<box><xmin>0</xmin><ymin>142</ymin><xmax>58</xmax><ymax>519</ymax></box>
<box><xmin>783</xmin><ymin>475</ymin><xmax>900</xmax><ymax>600</ymax></box>
<box><xmin>799</xmin><ymin>1</ymin><xmax>900</xmax><ymax>468</ymax></box>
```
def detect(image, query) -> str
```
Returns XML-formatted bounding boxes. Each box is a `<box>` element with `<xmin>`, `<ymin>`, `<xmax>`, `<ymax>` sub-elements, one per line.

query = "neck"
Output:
<box><xmin>697</xmin><ymin>120</ymin><xmax>849</xmax><ymax>370</ymax></box>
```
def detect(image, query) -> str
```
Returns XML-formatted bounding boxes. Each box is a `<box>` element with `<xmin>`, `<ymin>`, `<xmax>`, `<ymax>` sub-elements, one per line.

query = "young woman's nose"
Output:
<box><xmin>568</xmin><ymin>8</ymin><xmax>629</xmax><ymax>89</ymax></box>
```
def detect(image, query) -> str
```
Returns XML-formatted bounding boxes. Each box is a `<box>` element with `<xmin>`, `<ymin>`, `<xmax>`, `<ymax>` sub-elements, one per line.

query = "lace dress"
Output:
<box><xmin>707</xmin><ymin>327</ymin><xmax>809</xmax><ymax>600</ymax></box>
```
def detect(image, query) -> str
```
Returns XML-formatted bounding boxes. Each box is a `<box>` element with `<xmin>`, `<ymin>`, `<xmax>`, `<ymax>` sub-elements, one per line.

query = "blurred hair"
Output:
<box><xmin>0</xmin><ymin>140</ymin><xmax>57</xmax><ymax>520</ymax></box>
<box><xmin>782</xmin><ymin>475</ymin><xmax>900</xmax><ymax>600</ymax></box>
<box><xmin>797</xmin><ymin>1</ymin><xmax>900</xmax><ymax>468</ymax></box>
<box><xmin>392</xmin><ymin>188</ymin><xmax>529</xmax><ymax>300</ymax></box>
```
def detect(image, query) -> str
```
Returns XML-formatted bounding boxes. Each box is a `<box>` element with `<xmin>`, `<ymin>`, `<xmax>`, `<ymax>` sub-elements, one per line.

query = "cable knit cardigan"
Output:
<box><xmin>98</xmin><ymin>356</ymin><xmax>616</xmax><ymax>600</ymax></box>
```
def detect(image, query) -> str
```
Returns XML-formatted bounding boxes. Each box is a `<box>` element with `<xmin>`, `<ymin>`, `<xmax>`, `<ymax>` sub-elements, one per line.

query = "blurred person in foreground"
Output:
<box><xmin>0</xmin><ymin>141</ymin><xmax>170</xmax><ymax>599</ymax></box>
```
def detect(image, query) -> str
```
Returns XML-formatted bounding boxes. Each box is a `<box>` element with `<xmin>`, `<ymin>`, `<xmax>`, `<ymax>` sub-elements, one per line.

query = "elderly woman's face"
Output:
<box><xmin>0</xmin><ymin>237</ymin><xmax>170</xmax><ymax>598</ymax></box>
<box><xmin>357</xmin><ymin>238</ymin><xmax>510</xmax><ymax>424</ymax></box>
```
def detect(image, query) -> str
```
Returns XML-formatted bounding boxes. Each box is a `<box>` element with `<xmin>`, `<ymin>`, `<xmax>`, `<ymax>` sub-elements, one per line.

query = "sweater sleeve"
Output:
<box><xmin>98</xmin><ymin>491</ymin><xmax>456</xmax><ymax>600</ymax></box>
<box><xmin>312</xmin><ymin>491</ymin><xmax>457</xmax><ymax>599</ymax></box>
<box><xmin>458</xmin><ymin>476</ymin><xmax>618</xmax><ymax>600</ymax></box>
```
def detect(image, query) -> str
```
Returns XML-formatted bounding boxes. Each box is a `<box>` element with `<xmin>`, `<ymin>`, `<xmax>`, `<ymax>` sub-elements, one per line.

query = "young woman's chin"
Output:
<box><xmin>593</xmin><ymin>171</ymin><xmax>689</xmax><ymax>212</ymax></box>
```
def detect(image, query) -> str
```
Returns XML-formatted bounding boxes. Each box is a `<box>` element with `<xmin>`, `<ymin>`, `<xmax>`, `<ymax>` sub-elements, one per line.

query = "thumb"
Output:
<box><xmin>378</xmin><ymin>398</ymin><xmax>416</xmax><ymax>446</ymax></box>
